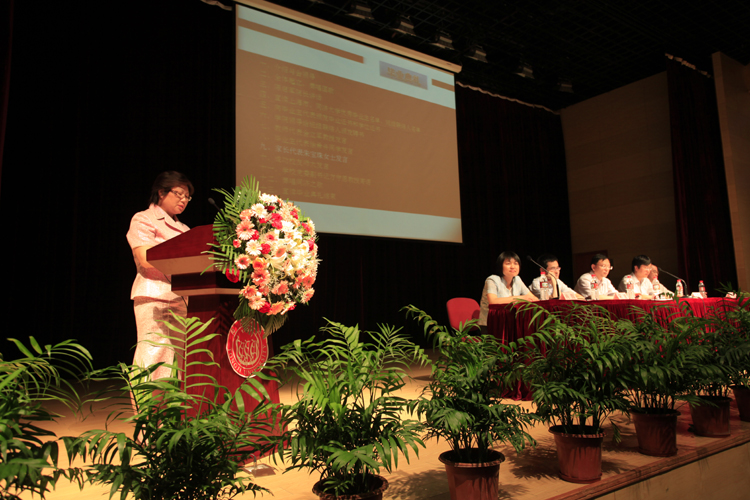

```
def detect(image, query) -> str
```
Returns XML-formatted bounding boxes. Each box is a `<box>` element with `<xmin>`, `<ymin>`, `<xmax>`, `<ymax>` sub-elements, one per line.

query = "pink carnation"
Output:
<box><xmin>233</xmin><ymin>239</ymin><xmax>241</xmax><ymax>248</ymax></box>
<box><xmin>259</xmin><ymin>302</ymin><xmax>271</xmax><ymax>313</ymax></box>
<box><xmin>261</xmin><ymin>243</ymin><xmax>271</xmax><ymax>255</ymax></box>
<box><xmin>226</xmin><ymin>269</ymin><xmax>240</xmax><ymax>283</ymax></box>
<box><xmin>252</xmin><ymin>258</ymin><xmax>267</xmax><ymax>271</ymax></box>
<box><xmin>272</xmin><ymin>282</ymin><xmax>289</xmax><ymax>295</ymax></box>
<box><xmin>251</xmin><ymin>230</ymin><xmax>260</xmax><ymax>240</ymax></box>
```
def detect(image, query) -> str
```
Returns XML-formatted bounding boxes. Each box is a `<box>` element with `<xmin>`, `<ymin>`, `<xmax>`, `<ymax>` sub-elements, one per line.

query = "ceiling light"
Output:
<box><xmin>347</xmin><ymin>1</ymin><xmax>374</xmax><ymax>20</ymax></box>
<box><xmin>514</xmin><ymin>63</ymin><xmax>534</xmax><ymax>79</ymax></box>
<box><xmin>466</xmin><ymin>45</ymin><xmax>488</xmax><ymax>63</ymax></box>
<box><xmin>431</xmin><ymin>31</ymin><xmax>454</xmax><ymax>50</ymax></box>
<box><xmin>391</xmin><ymin>16</ymin><xmax>416</xmax><ymax>36</ymax></box>
<box><xmin>557</xmin><ymin>80</ymin><xmax>574</xmax><ymax>93</ymax></box>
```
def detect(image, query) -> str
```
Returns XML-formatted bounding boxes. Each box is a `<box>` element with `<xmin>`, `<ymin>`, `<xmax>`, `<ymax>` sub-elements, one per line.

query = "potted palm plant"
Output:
<box><xmin>701</xmin><ymin>290</ymin><xmax>750</xmax><ymax>422</ymax></box>
<box><xmin>403</xmin><ymin>305</ymin><xmax>535</xmax><ymax>500</ymax></box>
<box><xmin>0</xmin><ymin>337</ymin><xmax>91</xmax><ymax>499</ymax></box>
<box><xmin>684</xmin><ymin>292</ymin><xmax>750</xmax><ymax>435</ymax></box>
<box><xmin>65</xmin><ymin>313</ymin><xmax>279</xmax><ymax>500</ymax></box>
<box><xmin>267</xmin><ymin>319</ymin><xmax>429</xmax><ymax>499</ymax></box>
<box><xmin>516</xmin><ymin>302</ymin><xmax>634</xmax><ymax>483</ymax></box>
<box><xmin>618</xmin><ymin>302</ymin><xmax>710</xmax><ymax>456</ymax></box>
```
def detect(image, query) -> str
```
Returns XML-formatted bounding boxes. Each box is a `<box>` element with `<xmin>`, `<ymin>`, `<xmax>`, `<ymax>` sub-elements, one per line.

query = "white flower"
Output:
<box><xmin>250</xmin><ymin>203</ymin><xmax>268</xmax><ymax>219</ymax></box>
<box><xmin>260</xmin><ymin>193</ymin><xmax>279</xmax><ymax>204</ymax></box>
<box><xmin>245</xmin><ymin>240</ymin><xmax>262</xmax><ymax>256</ymax></box>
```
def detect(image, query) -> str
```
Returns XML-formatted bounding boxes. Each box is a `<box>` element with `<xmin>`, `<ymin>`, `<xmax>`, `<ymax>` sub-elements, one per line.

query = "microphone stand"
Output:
<box><xmin>655</xmin><ymin>267</ymin><xmax>689</xmax><ymax>295</ymax></box>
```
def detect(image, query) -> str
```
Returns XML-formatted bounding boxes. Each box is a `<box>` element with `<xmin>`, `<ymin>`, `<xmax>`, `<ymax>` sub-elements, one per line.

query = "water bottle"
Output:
<box><xmin>652</xmin><ymin>278</ymin><xmax>661</xmax><ymax>299</ymax></box>
<box><xmin>539</xmin><ymin>270</ymin><xmax>549</xmax><ymax>300</ymax></box>
<box><xmin>676</xmin><ymin>281</ymin><xmax>683</xmax><ymax>297</ymax></box>
<box><xmin>590</xmin><ymin>275</ymin><xmax>599</xmax><ymax>300</ymax></box>
<box><xmin>698</xmin><ymin>280</ymin><xmax>707</xmax><ymax>298</ymax></box>
<box><xmin>624</xmin><ymin>275</ymin><xmax>635</xmax><ymax>299</ymax></box>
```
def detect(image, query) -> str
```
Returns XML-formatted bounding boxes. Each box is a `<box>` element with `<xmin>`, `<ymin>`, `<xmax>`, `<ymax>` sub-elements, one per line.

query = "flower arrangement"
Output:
<box><xmin>208</xmin><ymin>177</ymin><xmax>319</xmax><ymax>335</ymax></box>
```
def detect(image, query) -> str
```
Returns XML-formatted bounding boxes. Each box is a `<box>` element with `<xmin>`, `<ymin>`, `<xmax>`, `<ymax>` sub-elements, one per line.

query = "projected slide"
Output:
<box><xmin>236</xmin><ymin>6</ymin><xmax>462</xmax><ymax>242</ymax></box>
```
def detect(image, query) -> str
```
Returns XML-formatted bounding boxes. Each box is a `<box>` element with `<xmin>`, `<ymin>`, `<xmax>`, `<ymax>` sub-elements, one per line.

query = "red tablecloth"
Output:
<box><xmin>487</xmin><ymin>297</ymin><xmax>734</xmax><ymax>345</ymax></box>
<box><xmin>487</xmin><ymin>297</ymin><xmax>737</xmax><ymax>400</ymax></box>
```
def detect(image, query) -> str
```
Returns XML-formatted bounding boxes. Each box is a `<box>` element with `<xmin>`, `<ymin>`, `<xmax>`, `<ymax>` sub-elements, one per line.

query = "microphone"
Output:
<box><xmin>654</xmin><ymin>266</ymin><xmax>689</xmax><ymax>295</ymax></box>
<box><xmin>526</xmin><ymin>255</ymin><xmax>559</xmax><ymax>299</ymax></box>
<box><xmin>526</xmin><ymin>255</ymin><xmax>546</xmax><ymax>273</ymax></box>
<box><xmin>208</xmin><ymin>197</ymin><xmax>221</xmax><ymax>212</ymax></box>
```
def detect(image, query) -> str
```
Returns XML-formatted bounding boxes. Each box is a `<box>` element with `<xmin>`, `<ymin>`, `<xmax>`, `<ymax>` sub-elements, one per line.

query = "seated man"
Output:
<box><xmin>647</xmin><ymin>265</ymin><xmax>672</xmax><ymax>297</ymax></box>
<box><xmin>529</xmin><ymin>253</ymin><xmax>584</xmax><ymax>299</ymax></box>
<box><xmin>617</xmin><ymin>255</ymin><xmax>654</xmax><ymax>299</ymax></box>
<box><xmin>575</xmin><ymin>253</ymin><xmax>618</xmax><ymax>300</ymax></box>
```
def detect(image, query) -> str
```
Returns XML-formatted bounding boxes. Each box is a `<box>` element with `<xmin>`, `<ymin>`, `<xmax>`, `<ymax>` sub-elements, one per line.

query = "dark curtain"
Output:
<box><xmin>666</xmin><ymin>57</ymin><xmax>737</xmax><ymax>293</ymax></box>
<box><xmin>0</xmin><ymin>0</ymin><xmax>13</xmax><ymax>191</ymax></box>
<box><xmin>1</xmin><ymin>0</ymin><xmax>571</xmax><ymax>367</ymax></box>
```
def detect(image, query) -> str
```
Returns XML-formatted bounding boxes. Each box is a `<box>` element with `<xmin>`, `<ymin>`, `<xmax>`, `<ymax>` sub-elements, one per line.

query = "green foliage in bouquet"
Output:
<box><xmin>65</xmin><ymin>314</ymin><xmax>278</xmax><ymax>500</ymax></box>
<box><xmin>267</xmin><ymin>320</ymin><xmax>429</xmax><ymax>497</ymax></box>
<box><xmin>403</xmin><ymin>305</ymin><xmax>536</xmax><ymax>464</ymax></box>
<box><xmin>1</xmin><ymin>337</ymin><xmax>91</xmax><ymax>500</ymax></box>
<box><xmin>207</xmin><ymin>177</ymin><xmax>319</xmax><ymax>336</ymax></box>
<box><xmin>516</xmin><ymin>302</ymin><xmax>635</xmax><ymax>436</ymax></box>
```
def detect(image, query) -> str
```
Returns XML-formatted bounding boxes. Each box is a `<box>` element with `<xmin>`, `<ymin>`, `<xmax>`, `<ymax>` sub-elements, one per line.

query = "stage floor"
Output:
<box><xmin>16</xmin><ymin>355</ymin><xmax>750</xmax><ymax>500</ymax></box>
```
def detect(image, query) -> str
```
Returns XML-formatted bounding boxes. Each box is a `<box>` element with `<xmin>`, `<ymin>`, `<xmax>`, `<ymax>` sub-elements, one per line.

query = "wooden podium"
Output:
<box><xmin>147</xmin><ymin>224</ymin><xmax>280</xmax><ymax>406</ymax></box>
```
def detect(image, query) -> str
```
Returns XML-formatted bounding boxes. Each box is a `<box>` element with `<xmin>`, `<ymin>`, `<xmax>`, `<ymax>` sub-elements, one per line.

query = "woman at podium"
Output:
<box><xmin>126</xmin><ymin>171</ymin><xmax>194</xmax><ymax>380</ymax></box>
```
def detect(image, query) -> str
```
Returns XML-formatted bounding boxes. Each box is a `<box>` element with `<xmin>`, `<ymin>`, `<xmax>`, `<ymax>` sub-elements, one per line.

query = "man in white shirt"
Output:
<box><xmin>529</xmin><ymin>254</ymin><xmax>584</xmax><ymax>299</ymax></box>
<box><xmin>575</xmin><ymin>253</ymin><xmax>618</xmax><ymax>300</ymax></box>
<box><xmin>647</xmin><ymin>265</ymin><xmax>672</xmax><ymax>297</ymax></box>
<box><xmin>617</xmin><ymin>255</ymin><xmax>654</xmax><ymax>299</ymax></box>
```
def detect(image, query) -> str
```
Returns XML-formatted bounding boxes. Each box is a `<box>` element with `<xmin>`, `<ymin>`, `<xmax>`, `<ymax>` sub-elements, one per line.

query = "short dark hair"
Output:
<box><xmin>149</xmin><ymin>171</ymin><xmax>194</xmax><ymax>206</ymax></box>
<box><xmin>495</xmin><ymin>251</ymin><xmax>521</xmax><ymax>276</ymax></box>
<box><xmin>537</xmin><ymin>254</ymin><xmax>558</xmax><ymax>269</ymax></box>
<box><xmin>590</xmin><ymin>253</ymin><xmax>609</xmax><ymax>267</ymax></box>
<box><xmin>631</xmin><ymin>254</ymin><xmax>651</xmax><ymax>272</ymax></box>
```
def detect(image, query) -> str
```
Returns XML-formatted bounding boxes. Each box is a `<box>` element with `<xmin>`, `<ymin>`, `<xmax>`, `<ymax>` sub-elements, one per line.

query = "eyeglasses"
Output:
<box><xmin>547</xmin><ymin>266</ymin><xmax>561</xmax><ymax>272</ymax></box>
<box><xmin>171</xmin><ymin>190</ymin><xmax>192</xmax><ymax>202</ymax></box>
<box><xmin>597</xmin><ymin>265</ymin><xmax>613</xmax><ymax>271</ymax></box>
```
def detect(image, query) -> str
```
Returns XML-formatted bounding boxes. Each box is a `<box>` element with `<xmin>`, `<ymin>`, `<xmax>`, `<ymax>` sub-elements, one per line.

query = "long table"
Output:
<box><xmin>487</xmin><ymin>297</ymin><xmax>735</xmax><ymax>400</ymax></box>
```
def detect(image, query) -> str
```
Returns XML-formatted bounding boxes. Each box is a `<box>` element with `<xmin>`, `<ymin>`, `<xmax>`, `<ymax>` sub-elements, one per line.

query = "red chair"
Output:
<box><xmin>446</xmin><ymin>298</ymin><xmax>480</xmax><ymax>331</ymax></box>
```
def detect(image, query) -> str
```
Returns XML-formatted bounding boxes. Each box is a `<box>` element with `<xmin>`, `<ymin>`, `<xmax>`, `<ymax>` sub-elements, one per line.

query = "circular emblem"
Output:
<box><xmin>226</xmin><ymin>319</ymin><xmax>268</xmax><ymax>377</ymax></box>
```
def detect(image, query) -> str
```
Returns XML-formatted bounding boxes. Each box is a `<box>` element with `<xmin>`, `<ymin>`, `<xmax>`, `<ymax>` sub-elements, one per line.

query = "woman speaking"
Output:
<box><xmin>126</xmin><ymin>171</ymin><xmax>194</xmax><ymax>380</ymax></box>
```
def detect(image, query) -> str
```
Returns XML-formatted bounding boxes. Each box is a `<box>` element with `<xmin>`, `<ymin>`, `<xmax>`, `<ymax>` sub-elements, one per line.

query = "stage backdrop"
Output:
<box><xmin>0</xmin><ymin>0</ymin><xmax>571</xmax><ymax>367</ymax></box>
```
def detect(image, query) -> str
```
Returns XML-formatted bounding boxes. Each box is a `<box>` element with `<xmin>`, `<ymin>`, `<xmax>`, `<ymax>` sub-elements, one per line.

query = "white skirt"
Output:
<box><xmin>133</xmin><ymin>297</ymin><xmax>188</xmax><ymax>380</ymax></box>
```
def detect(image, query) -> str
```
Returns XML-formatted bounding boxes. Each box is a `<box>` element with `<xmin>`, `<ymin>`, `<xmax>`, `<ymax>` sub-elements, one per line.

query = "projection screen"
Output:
<box><xmin>236</xmin><ymin>5</ymin><xmax>463</xmax><ymax>242</ymax></box>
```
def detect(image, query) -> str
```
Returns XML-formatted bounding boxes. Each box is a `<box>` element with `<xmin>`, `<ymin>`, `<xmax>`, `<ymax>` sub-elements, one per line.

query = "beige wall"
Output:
<box><xmin>561</xmin><ymin>73</ymin><xmax>679</xmax><ymax>286</ymax></box>
<box><xmin>713</xmin><ymin>52</ymin><xmax>750</xmax><ymax>290</ymax></box>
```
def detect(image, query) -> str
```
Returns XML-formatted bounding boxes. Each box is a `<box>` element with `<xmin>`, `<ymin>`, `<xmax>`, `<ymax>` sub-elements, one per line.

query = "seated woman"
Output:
<box><xmin>478</xmin><ymin>251</ymin><xmax>538</xmax><ymax>333</ymax></box>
